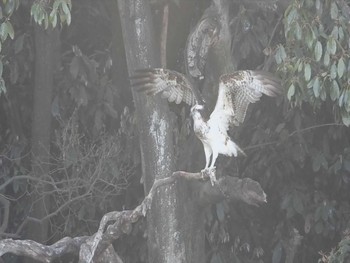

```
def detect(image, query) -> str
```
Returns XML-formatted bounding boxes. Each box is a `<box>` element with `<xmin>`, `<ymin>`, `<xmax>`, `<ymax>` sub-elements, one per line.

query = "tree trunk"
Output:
<box><xmin>25</xmin><ymin>25</ymin><xmax>58</xmax><ymax>256</ymax></box>
<box><xmin>117</xmin><ymin>1</ymin><xmax>205</xmax><ymax>262</ymax></box>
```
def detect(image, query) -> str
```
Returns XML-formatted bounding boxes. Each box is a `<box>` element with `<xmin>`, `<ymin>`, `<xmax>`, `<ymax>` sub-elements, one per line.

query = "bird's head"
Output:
<box><xmin>190</xmin><ymin>104</ymin><xmax>205</xmax><ymax>119</ymax></box>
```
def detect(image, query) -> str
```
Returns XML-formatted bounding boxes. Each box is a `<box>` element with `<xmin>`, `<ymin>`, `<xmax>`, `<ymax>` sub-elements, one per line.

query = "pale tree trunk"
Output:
<box><xmin>25</xmin><ymin>25</ymin><xmax>59</xmax><ymax>261</ymax></box>
<box><xmin>117</xmin><ymin>1</ymin><xmax>205</xmax><ymax>262</ymax></box>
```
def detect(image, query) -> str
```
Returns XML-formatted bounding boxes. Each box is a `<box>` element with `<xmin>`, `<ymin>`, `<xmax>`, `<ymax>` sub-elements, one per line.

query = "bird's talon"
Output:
<box><xmin>208</xmin><ymin>168</ymin><xmax>217</xmax><ymax>186</ymax></box>
<box><xmin>201</xmin><ymin>167</ymin><xmax>217</xmax><ymax>185</ymax></box>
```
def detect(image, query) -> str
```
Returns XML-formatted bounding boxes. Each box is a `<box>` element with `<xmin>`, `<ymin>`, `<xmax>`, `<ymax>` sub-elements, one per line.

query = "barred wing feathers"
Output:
<box><xmin>209</xmin><ymin>70</ymin><xmax>281</xmax><ymax>132</ymax></box>
<box><xmin>130</xmin><ymin>68</ymin><xmax>200</xmax><ymax>106</ymax></box>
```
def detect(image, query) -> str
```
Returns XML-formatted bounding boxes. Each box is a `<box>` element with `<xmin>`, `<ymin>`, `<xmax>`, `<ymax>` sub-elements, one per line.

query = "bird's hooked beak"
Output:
<box><xmin>190</xmin><ymin>104</ymin><xmax>205</xmax><ymax>117</ymax></box>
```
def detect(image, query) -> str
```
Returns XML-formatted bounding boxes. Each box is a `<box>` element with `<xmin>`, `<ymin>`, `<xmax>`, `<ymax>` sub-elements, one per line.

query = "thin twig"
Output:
<box><xmin>243</xmin><ymin>122</ymin><xmax>344</xmax><ymax>151</ymax></box>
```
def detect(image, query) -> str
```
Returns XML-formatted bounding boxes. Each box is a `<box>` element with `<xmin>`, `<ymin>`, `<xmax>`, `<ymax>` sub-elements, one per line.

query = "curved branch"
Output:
<box><xmin>0</xmin><ymin>236</ymin><xmax>88</xmax><ymax>263</ymax></box>
<box><xmin>0</xmin><ymin>169</ymin><xmax>265</xmax><ymax>262</ymax></box>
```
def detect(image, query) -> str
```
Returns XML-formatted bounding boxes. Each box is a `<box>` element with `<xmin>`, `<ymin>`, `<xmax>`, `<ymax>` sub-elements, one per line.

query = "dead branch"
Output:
<box><xmin>198</xmin><ymin>176</ymin><xmax>267</xmax><ymax>206</ymax></box>
<box><xmin>0</xmin><ymin>236</ymin><xmax>88</xmax><ymax>263</ymax></box>
<box><xmin>0</xmin><ymin>170</ymin><xmax>266</xmax><ymax>262</ymax></box>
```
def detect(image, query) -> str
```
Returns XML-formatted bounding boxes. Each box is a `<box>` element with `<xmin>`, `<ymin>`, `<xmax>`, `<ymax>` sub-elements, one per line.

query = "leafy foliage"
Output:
<box><xmin>1</xmin><ymin>1</ymin><xmax>142</xmax><ymax>261</ymax></box>
<box><xmin>276</xmin><ymin>0</ymin><xmax>350</xmax><ymax>126</ymax></box>
<box><xmin>31</xmin><ymin>0</ymin><xmax>71</xmax><ymax>29</ymax></box>
<box><xmin>1</xmin><ymin>0</ymin><xmax>350</xmax><ymax>263</ymax></box>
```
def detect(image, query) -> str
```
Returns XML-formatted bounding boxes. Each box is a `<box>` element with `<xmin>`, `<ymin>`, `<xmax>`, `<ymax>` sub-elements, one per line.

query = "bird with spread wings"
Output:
<box><xmin>130</xmin><ymin>68</ymin><xmax>281</xmax><ymax>184</ymax></box>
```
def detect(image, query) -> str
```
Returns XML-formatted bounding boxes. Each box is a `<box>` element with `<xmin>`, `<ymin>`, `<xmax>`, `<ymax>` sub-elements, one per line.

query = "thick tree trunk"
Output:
<box><xmin>25</xmin><ymin>25</ymin><xmax>58</xmax><ymax>254</ymax></box>
<box><xmin>117</xmin><ymin>1</ymin><xmax>205</xmax><ymax>262</ymax></box>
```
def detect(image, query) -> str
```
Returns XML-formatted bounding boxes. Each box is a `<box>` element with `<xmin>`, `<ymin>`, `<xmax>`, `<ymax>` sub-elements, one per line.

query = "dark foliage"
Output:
<box><xmin>0</xmin><ymin>0</ymin><xmax>350</xmax><ymax>262</ymax></box>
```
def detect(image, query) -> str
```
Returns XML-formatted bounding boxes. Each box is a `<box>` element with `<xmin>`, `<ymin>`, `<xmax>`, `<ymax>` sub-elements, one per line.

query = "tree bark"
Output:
<box><xmin>25</xmin><ymin>25</ymin><xmax>59</xmax><ymax>255</ymax></box>
<box><xmin>117</xmin><ymin>1</ymin><xmax>205</xmax><ymax>262</ymax></box>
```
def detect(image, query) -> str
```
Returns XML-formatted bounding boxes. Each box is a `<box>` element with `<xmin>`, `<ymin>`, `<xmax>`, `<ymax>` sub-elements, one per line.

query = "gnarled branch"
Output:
<box><xmin>0</xmin><ymin>170</ymin><xmax>266</xmax><ymax>262</ymax></box>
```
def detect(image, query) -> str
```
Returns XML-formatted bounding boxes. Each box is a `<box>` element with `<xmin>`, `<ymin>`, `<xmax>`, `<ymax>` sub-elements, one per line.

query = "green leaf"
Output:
<box><xmin>327</xmin><ymin>37</ymin><xmax>337</xmax><ymax>55</ymax></box>
<box><xmin>275</xmin><ymin>45</ymin><xmax>286</xmax><ymax>64</ymax></box>
<box><xmin>323</xmin><ymin>51</ymin><xmax>330</xmax><ymax>66</ymax></box>
<box><xmin>345</xmin><ymin>90</ymin><xmax>350</xmax><ymax>112</ymax></box>
<box><xmin>295</xmin><ymin>22</ymin><xmax>302</xmax><ymax>40</ymax></box>
<box><xmin>66</xmin><ymin>11</ymin><xmax>71</xmax><ymax>25</ymax></box>
<box><xmin>337</xmin><ymin>58</ymin><xmax>345</xmax><ymax>78</ymax></box>
<box><xmin>330</xmin><ymin>62</ymin><xmax>337</xmax><ymax>79</ymax></box>
<box><xmin>6</xmin><ymin>21</ymin><xmax>14</xmax><ymax>39</ymax></box>
<box><xmin>286</xmin><ymin>6</ymin><xmax>298</xmax><ymax>28</ymax></box>
<box><xmin>44</xmin><ymin>13</ymin><xmax>49</xmax><ymax>29</ymax></box>
<box><xmin>313</xmin><ymin>77</ymin><xmax>320</xmax><ymax>98</ymax></box>
<box><xmin>49</xmin><ymin>9</ymin><xmax>58</xmax><ymax>28</ymax></box>
<box><xmin>4</xmin><ymin>0</ymin><xmax>16</xmax><ymax>16</ymax></box>
<box><xmin>287</xmin><ymin>83</ymin><xmax>295</xmax><ymax>100</ymax></box>
<box><xmin>61</xmin><ymin>1</ymin><xmax>70</xmax><ymax>15</ymax></box>
<box><xmin>0</xmin><ymin>21</ymin><xmax>8</xmax><ymax>41</ymax></box>
<box><xmin>305</xmin><ymin>29</ymin><xmax>315</xmax><ymax>49</ymax></box>
<box><xmin>330</xmin><ymin>80</ymin><xmax>340</xmax><ymax>101</ymax></box>
<box><xmin>330</xmin><ymin>2</ymin><xmax>338</xmax><ymax>20</ymax></box>
<box><xmin>339</xmin><ymin>90</ymin><xmax>345</xmax><ymax>107</ymax></box>
<box><xmin>304</xmin><ymin>63</ymin><xmax>311</xmax><ymax>81</ymax></box>
<box><xmin>331</xmin><ymin>25</ymin><xmax>338</xmax><ymax>39</ymax></box>
<box><xmin>314</xmin><ymin>41</ymin><xmax>322</xmax><ymax>62</ymax></box>
<box><xmin>297</xmin><ymin>60</ymin><xmax>303</xmax><ymax>72</ymax></box>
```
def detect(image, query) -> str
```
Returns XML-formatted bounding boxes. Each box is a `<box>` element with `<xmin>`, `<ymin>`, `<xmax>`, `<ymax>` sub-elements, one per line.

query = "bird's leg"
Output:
<box><xmin>203</xmin><ymin>144</ymin><xmax>212</xmax><ymax>170</ymax></box>
<box><xmin>207</xmin><ymin>150</ymin><xmax>218</xmax><ymax>185</ymax></box>
<box><xmin>208</xmin><ymin>167</ymin><xmax>216</xmax><ymax>186</ymax></box>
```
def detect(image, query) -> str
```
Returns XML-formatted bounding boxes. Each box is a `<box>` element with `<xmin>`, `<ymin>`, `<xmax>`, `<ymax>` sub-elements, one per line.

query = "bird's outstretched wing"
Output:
<box><xmin>209</xmin><ymin>70</ymin><xmax>281</xmax><ymax>131</ymax></box>
<box><xmin>130</xmin><ymin>68</ymin><xmax>203</xmax><ymax>105</ymax></box>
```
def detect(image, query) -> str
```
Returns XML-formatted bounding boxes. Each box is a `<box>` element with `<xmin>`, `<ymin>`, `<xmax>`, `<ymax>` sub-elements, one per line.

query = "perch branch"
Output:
<box><xmin>0</xmin><ymin>170</ymin><xmax>265</xmax><ymax>262</ymax></box>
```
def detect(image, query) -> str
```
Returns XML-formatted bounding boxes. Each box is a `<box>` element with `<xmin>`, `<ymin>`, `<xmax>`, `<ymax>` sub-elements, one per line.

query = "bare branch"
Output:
<box><xmin>0</xmin><ymin>236</ymin><xmax>88</xmax><ymax>263</ymax></box>
<box><xmin>0</xmin><ymin>169</ymin><xmax>265</xmax><ymax>262</ymax></box>
<box><xmin>244</xmin><ymin>122</ymin><xmax>344</xmax><ymax>151</ymax></box>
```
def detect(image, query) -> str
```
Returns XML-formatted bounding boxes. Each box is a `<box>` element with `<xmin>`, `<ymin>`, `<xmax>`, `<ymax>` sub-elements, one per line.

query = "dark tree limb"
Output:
<box><xmin>0</xmin><ymin>237</ymin><xmax>88</xmax><ymax>263</ymax></box>
<box><xmin>86</xmin><ymin>171</ymin><xmax>266</xmax><ymax>261</ymax></box>
<box><xmin>0</xmin><ymin>171</ymin><xmax>265</xmax><ymax>262</ymax></box>
<box><xmin>198</xmin><ymin>176</ymin><xmax>267</xmax><ymax>207</ymax></box>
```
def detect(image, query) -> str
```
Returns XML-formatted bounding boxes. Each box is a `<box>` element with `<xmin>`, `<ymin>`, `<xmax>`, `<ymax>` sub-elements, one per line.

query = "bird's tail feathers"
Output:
<box><xmin>227</xmin><ymin>140</ymin><xmax>246</xmax><ymax>157</ymax></box>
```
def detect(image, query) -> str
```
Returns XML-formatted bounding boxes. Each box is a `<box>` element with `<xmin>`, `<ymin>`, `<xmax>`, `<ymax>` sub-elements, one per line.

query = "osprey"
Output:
<box><xmin>130</xmin><ymin>68</ymin><xmax>281</xmax><ymax>182</ymax></box>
